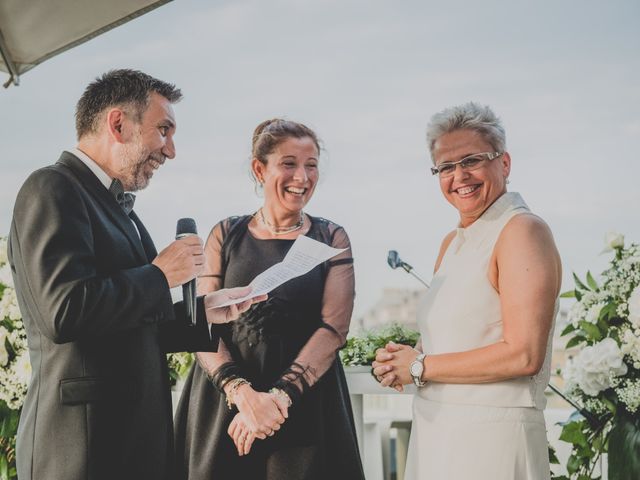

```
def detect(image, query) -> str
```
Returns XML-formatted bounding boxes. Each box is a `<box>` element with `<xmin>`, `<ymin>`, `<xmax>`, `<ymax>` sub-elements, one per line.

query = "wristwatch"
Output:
<box><xmin>409</xmin><ymin>353</ymin><xmax>427</xmax><ymax>387</ymax></box>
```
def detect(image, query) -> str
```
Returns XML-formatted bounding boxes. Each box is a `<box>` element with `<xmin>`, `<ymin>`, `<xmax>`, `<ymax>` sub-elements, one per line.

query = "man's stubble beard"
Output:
<box><xmin>120</xmin><ymin>138</ymin><xmax>151</xmax><ymax>192</ymax></box>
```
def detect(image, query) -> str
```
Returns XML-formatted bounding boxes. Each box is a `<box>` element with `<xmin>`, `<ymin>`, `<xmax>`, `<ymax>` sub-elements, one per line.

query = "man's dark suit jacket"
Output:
<box><xmin>8</xmin><ymin>152</ymin><xmax>220</xmax><ymax>480</ymax></box>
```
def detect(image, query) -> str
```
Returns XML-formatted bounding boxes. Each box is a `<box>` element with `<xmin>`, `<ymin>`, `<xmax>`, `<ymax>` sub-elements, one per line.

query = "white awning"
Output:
<box><xmin>0</xmin><ymin>0</ymin><xmax>172</xmax><ymax>87</ymax></box>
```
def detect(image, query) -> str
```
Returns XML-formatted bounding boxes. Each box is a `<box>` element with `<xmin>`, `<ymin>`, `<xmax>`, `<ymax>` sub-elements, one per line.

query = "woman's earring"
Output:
<box><xmin>253</xmin><ymin>177</ymin><xmax>264</xmax><ymax>196</ymax></box>
<box><xmin>505</xmin><ymin>177</ymin><xmax>510</xmax><ymax>185</ymax></box>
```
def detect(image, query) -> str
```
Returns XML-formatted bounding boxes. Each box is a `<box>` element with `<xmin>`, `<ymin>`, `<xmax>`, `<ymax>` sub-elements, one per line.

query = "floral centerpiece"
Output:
<box><xmin>0</xmin><ymin>237</ymin><xmax>29</xmax><ymax>480</ymax></box>
<box><xmin>340</xmin><ymin>323</ymin><xmax>420</xmax><ymax>366</ymax></box>
<box><xmin>168</xmin><ymin>324</ymin><xmax>422</xmax><ymax>385</ymax></box>
<box><xmin>554</xmin><ymin>233</ymin><xmax>640</xmax><ymax>480</ymax></box>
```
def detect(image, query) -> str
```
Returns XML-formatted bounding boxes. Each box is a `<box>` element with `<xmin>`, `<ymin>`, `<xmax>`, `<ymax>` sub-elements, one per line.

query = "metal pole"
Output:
<box><xmin>408</xmin><ymin>270</ymin><xmax>430</xmax><ymax>289</ymax></box>
<box><xmin>401</xmin><ymin>264</ymin><xmax>430</xmax><ymax>289</ymax></box>
<box><xmin>0</xmin><ymin>29</ymin><xmax>20</xmax><ymax>88</ymax></box>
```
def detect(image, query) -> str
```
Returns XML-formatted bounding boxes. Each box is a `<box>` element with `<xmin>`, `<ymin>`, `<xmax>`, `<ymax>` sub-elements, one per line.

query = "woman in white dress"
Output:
<box><xmin>373</xmin><ymin>102</ymin><xmax>562</xmax><ymax>480</ymax></box>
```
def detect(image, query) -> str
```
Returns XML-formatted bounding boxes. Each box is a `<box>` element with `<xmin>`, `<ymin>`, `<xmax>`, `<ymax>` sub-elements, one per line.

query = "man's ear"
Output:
<box><xmin>106</xmin><ymin>108</ymin><xmax>127</xmax><ymax>143</ymax></box>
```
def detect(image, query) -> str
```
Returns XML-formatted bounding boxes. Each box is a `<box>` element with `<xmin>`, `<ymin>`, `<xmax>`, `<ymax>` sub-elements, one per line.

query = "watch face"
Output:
<box><xmin>410</xmin><ymin>362</ymin><xmax>421</xmax><ymax>376</ymax></box>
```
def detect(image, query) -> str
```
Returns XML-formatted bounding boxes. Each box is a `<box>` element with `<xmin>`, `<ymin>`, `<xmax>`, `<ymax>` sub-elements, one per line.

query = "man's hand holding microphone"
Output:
<box><xmin>152</xmin><ymin>218</ymin><xmax>267</xmax><ymax>324</ymax></box>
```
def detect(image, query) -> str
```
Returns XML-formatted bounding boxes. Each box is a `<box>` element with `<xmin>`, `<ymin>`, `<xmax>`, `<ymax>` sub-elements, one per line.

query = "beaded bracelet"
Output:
<box><xmin>224</xmin><ymin>378</ymin><xmax>251</xmax><ymax>410</ymax></box>
<box><xmin>269</xmin><ymin>387</ymin><xmax>292</xmax><ymax>407</ymax></box>
<box><xmin>272</xmin><ymin>380</ymin><xmax>302</xmax><ymax>406</ymax></box>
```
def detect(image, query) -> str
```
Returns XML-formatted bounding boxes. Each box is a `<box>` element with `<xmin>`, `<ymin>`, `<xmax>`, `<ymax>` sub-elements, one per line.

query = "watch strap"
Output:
<box><xmin>411</xmin><ymin>353</ymin><xmax>427</xmax><ymax>387</ymax></box>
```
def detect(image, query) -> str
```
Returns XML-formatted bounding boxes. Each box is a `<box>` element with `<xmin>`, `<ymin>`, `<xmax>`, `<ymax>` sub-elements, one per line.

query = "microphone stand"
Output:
<box><xmin>398</xmin><ymin>263</ymin><xmax>430</xmax><ymax>289</ymax></box>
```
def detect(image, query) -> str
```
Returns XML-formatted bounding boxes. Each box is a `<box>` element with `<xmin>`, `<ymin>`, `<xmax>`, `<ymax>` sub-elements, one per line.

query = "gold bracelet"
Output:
<box><xmin>218</xmin><ymin>375</ymin><xmax>236</xmax><ymax>391</ymax></box>
<box><xmin>225</xmin><ymin>378</ymin><xmax>251</xmax><ymax>410</ymax></box>
<box><xmin>269</xmin><ymin>387</ymin><xmax>292</xmax><ymax>407</ymax></box>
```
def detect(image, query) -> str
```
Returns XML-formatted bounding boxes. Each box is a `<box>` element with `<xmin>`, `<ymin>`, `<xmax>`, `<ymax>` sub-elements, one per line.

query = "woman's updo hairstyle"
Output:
<box><xmin>252</xmin><ymin>118</ymin><xmax>321</xmax><ymax>167</ymax></box>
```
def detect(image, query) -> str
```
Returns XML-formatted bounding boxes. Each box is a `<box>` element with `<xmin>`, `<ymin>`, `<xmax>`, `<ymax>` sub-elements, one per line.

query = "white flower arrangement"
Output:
<box><xmin>0</xmin><ymin>236</ymin><xmax>28</xmax><ymax>478</ymax></box>
<box><xmin>555</xmin><ymin>233</ymin><xmax>640</xmax><ymax>480</ymax></box>
<box><xmin>0</xmin><ymin>238</ymin><xmax>29</xmax><ymax>410</ymax></box>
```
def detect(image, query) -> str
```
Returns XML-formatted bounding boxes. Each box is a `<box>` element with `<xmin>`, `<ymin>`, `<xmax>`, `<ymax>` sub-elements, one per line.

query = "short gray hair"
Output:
<box><xmin>426</xmin><ymin>102</ymin><xmax>506</xmax><ymax>162</ymax></box>
<box><xmin>75</xmin><ymin>69</ymin><xmax>182</xmax><ymax>140</ymax></box>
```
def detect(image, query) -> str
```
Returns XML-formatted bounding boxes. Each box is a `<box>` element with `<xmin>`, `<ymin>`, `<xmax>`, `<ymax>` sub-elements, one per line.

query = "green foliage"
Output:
<box><xmin>549</xmin><ymin>444</ymin><xmax>560</xmax><ymax>465</ymax></box>
<box><xmin>559</xmin><ymin>420</ymin><xmax>588</xmax><ymax>448</ymax></box>
<box><xmin>608</xmin><ymin>415</ymin><xmax>640</xmax><ymax>480</ymax></box>
<box><xmin>565</xmin><ymin>334</ymin><xmax>587</xmax><ymax>350</ymax></box>
<box><xmin>556</xmin><ymin>416</ymin><xmax>610</xmax><ymax>479</ymax></box>
<box><xmin>578</xmin><ymin>321</ymin><xmax>603</xmax><ymax>342</ymax></box>
<box><xmin>586</xmin><ymin>271</ymin><xmax>599</xmax><ymax>291</ymax></box>
<box><xmin>573</xmin><ymin>273</ymin><xmax>590</xmax><ymax>292</ymax></box>
<box><xmin>166</xmin><ymin>352</ymin><xmax>194</xmax><ymax>387</ymax></box>
<box><xmin>0</xmin><ymin>403</ymin><xmax>18</xmax><ymax>480</ymax></box>
<box><xmin>340</xmin><ymin>323</ymin><xmax>420</xmax><ymax>366</ymax></box>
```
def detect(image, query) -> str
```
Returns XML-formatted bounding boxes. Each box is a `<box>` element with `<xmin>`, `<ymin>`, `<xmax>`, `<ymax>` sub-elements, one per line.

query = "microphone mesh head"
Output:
<box><xmin>176</xmin><ymin>218</ymin><xmax>197</xmax><ymax>236</ymax></box>
<box><xmin>387</xmin><ymin>250</ymin><xmax>400</xmax><ymax>269</ymax></box>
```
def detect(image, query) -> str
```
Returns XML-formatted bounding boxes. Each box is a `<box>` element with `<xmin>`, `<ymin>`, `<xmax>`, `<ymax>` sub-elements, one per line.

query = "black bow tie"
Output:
<box><xmin>108</xmin><ymin>179</ymin><xmax>136</xmax><ymax>214</ymax></box>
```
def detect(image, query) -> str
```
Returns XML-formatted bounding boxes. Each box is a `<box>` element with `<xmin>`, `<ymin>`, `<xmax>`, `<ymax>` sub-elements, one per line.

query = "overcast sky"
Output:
<box><xmin>1</xmin><ymin>0</ymin><xmax>638</xmax><ymax>319</ymax></box>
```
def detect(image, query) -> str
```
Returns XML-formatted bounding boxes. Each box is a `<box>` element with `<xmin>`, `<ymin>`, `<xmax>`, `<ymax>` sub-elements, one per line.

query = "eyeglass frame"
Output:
<box><xmin>430</xmin><ymin>151</ymin><xmax>504</xmax><ymax>177</ymax></box>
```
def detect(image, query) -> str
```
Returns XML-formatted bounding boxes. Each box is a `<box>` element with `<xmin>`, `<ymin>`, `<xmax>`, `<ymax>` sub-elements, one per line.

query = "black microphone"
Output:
<box><xmin>387</xmin><ymin>250</ymin><xmax>430</xmax><ymax>288</ymax></box>
<box><xmin>176</xmin><ymin>218</ymin><xmax>198</xmax><ymax>326</ymax></box>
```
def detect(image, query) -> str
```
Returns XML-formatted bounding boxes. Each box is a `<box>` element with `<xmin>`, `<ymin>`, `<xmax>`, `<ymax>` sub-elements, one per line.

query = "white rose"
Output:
<box><xmin>572</xmin><ymin>338</ymin><xmax>628</xmax><ymax>396</ymax></box>
<box><xmin>0</xmin><ymin>264</ymin><xmax>13</xmax><ymax>288</ymax></box>
<box><xmin>603</xmin><ymin>232</ymin><xmax>625</xmax><ymax>252</ymax></box>
<box><xmin>585</xmin><ymin>303</ymin><xmax>604</xmax><ymax>324</ymax></box>
<box><xmin>628</xmin><ymin>286</ymin><xmax>640</xmax><ymax>328</ymax></box>
<box><xmin>13</xmin><ymin>350</ymin><xmax>31</xmax><ymax>386</ymax></box>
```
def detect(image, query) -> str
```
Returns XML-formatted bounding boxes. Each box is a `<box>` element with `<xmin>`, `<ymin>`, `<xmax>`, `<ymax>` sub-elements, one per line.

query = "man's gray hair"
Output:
<box><xmin>426</xmin><ymin>102</ymin><xmax>506</xmax><ymax>162</ymax></box>
<box><xmin>75</xmin><ymin>69</ymin><xmax>182</xmax><ymax>140</ymax></box>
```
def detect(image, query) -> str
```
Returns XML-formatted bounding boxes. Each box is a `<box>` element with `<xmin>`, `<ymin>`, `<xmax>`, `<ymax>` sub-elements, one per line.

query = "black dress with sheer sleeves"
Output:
<box><xmin>173</xmin><ymin>214</ymin><xmax>365</xmax><ymax>480</ymax></box>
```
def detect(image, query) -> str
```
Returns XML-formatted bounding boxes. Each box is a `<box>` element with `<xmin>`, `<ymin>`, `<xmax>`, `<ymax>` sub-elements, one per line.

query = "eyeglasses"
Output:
<box><xmin>431</xmin><ymin>152</ymin><xmax>503</xmax><ymax>177</ymax></box>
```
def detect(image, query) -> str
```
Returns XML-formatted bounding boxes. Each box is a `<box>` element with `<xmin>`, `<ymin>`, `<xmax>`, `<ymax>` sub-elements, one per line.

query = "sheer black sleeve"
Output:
<box><xmin>193</xmin><ymin>220</ymin><xmax>239</xmax><ymax>391</ymax></box>
<box><xmin>273</xmin><ymin>224</ymin><xmax>355</xmax><ymax>401</ymax></box>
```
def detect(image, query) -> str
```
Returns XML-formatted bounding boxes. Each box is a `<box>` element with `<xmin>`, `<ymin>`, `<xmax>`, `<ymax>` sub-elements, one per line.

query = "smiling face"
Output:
<box><xmin>433</xmin><ymin>129</ymin><xmax>511</xmax><ymax>227</ymax></box>
<box><xmin>252</xmin><ymin>136</ymin><xmax>319</xmax><ymax>216</ymax></box>
<box><xmin>118</xmin><ymin>92</ymin><xmax>177</xmax><ymax>191</ymax></box>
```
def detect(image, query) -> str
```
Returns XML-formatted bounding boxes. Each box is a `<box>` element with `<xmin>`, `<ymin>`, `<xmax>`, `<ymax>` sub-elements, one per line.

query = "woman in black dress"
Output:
<box><xmin>174</xmin><ymin>119</ymin><xmax>364</xmax><ymax>480</ymax></box>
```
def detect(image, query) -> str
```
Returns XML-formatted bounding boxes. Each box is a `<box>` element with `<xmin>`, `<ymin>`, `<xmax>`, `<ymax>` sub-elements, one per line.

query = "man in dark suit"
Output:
<box><xmin>8</xmin><ymin>69</ymin><xmax>264</xmax><ymax>480</ymax></box>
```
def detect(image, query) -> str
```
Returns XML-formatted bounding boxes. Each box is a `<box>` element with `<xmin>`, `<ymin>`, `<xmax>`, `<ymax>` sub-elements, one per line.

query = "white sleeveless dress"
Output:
<box><xmin>404</xmin><ymin>192</ymin><xmax>554</xmax><ymax>480</ymax></box>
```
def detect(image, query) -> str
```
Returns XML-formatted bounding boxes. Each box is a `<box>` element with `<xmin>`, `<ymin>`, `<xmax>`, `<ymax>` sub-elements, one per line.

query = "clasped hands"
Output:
<box><xmin>372</xmin><ymin>341</ymin><xmax>422</xmax><ymax>392</ymax></box>
<box><xmin>226</xmin><ymin>384</ymin><xmax>290</xmax><ymax>456</ymax></box>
